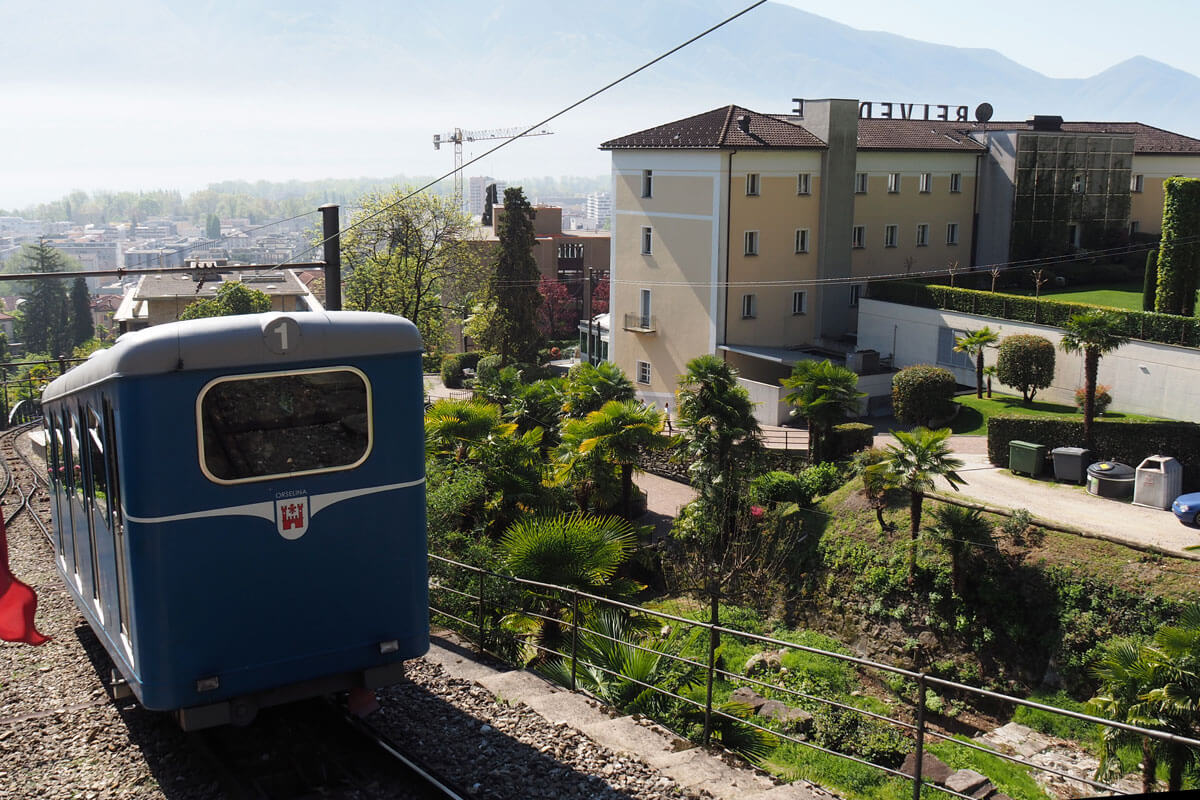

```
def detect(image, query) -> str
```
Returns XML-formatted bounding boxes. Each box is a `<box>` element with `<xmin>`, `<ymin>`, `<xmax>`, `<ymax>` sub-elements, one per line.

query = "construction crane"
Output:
<box><xmin>432</xmin><ymin>125</ymin><xmax>553</xmax><ymax>210</ymax></box>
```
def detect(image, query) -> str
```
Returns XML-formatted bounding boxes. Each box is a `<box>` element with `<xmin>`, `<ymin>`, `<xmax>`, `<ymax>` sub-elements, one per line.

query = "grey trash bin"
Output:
<box><xmin>1086</xmin><ymin>461</ymin><xmax>1135</xmax><ymax>499</ymax></box>
<box><xmin>1051</xmin><ymin>447</ymin><xmax>1093</xmax><ymax>484</ymax></box>
<box><xmin>1133</xmin><ymin>456</ymin><xmax>1183</xmax><ymax>510</ymax></box>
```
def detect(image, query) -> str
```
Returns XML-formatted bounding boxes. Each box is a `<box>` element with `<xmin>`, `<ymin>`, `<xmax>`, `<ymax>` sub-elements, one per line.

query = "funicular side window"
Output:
<box><xmin>102</xmin><ymin>398</ymin><xmax>131</xmax><ymax>638</ymax></box>
<box><xmin>198</xmin><ymin>368</ymin><xmax>371</xmax><ymax>483</ymax></box>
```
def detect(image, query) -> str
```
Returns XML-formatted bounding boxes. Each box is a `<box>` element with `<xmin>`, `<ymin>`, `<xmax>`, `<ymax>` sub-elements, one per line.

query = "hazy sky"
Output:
<box><xmin>3</xmin><ymin>0</ymin><xmax>1198</xmax><ymax>211</ymax></box>
<box><xmin>781</xmin><ymin>0</ymin><xmax>1200</xmax><ymax>79</ymax></box>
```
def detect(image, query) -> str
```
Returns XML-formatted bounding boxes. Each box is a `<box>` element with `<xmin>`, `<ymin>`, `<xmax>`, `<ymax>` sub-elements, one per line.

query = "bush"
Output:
<box><xmin>798</xmin><ymin>462</ymin><xmax>842</xmax><ymax>502</ymax></box>
<box><xmin>422</xmin><ymin>352</ymin><xmax>442</xmax><ymax>373</ymax></box>
<box><xmin>831</xmin><ymin>422</ymin><xmax>874</xmax><ymax>458</ymax></box>
<box><xmin>440</xmin><ymin>351</ymin><xmax>482</xmax><ymax>389</ymax></box>
<box><xmin>474</xmin><ymin>354</ymin><xmax>504</xmax><ymax>385</ymax></box>
<box><xmin>1073</xmin><ymin>384</ymin><xmax>1112</xmax><ymax>415</ymax></box>
<box><xmin>869</xmin><ymin>281</ymin><xmax>1200</xmax><ymax>348</ymax></box>
<box><xmin>995</xmin><ymin>335</ymin><xmax>1055</xmax><ymax>403</ymax></box>
<box><xmin>749</xmin><ymin>471</ymin><xmax>807</xmax><ymax>505</ymax></box>
<box><xmin>987</xmin><ymin>415</ymin><xmax>1200</xmax><ymax>490</ymax></box>
<box><xmin>891</xmin><ymin>365</ymin><xmax>956</xmax><ymax>427</ymax></box>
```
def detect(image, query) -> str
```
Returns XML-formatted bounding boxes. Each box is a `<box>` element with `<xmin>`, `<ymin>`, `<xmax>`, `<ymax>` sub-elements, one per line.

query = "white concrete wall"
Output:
<box><xmin>740</xmin><ymin>377</ymin><xmax>792</xmax><ymax>426</ymax></box>
<box><xmin>857</xmin><ymin>298</ymin><xmax>1200</xmax><ymax>422</ymax></box>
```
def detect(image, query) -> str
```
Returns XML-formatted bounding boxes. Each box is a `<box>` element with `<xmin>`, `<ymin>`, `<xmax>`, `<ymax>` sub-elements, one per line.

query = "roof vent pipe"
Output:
<box><xmin>737</xmin><ymin>114</ymin><xmax>750</xmax><ymax>133</ymax></box>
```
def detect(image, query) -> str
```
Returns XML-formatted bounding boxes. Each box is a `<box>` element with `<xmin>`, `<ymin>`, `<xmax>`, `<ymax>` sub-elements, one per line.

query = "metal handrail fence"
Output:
<box><xmin>428</xmin><ymin>554</ymin><xmax>1200</xmax><ymax>799</ymax></box>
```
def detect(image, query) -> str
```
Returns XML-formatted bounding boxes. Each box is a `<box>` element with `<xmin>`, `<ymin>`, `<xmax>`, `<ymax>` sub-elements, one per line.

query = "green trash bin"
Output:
<box><xmin>1009</xmin><ymin>440</ymin><xmax>1047</xmax><ymax>477</ymax></box>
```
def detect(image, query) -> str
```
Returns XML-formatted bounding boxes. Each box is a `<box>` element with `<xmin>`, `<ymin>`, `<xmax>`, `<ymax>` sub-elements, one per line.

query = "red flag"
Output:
<box><xmin>0</xmin><ymin>513</ymin><xmax>49</xmax><ymax>646</ymax></box>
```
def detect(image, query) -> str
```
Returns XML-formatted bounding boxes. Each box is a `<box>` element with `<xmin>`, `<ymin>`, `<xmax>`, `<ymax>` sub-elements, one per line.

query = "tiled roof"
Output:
<box><xmin>856</xmin><ymin>120</ymin><xmax>986</xmax><ymax>152</ymax></box>
<box><xmin>603</xmin><ymin>107</ymin><xmax>1200</xmax><ymax>155</ymax></box>
<box><xmin>600</xmin><ymin>106</ymin><xmax>826</xmax><ymax>150</ymax></box>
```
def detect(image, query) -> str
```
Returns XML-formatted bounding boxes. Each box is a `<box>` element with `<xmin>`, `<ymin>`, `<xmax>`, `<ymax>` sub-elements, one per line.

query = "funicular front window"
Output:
<box><xmin>198</xmin><ymin>368</ymin><xmax>371</xmax><ymax>483</ymax></box>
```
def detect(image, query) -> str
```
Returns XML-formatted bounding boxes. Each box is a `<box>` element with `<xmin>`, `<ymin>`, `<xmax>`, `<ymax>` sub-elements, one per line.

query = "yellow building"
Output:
<box><xmin>601</xmin><ymin>100</ymin><xmax>1200</xmax><ymax>416</ymax></box>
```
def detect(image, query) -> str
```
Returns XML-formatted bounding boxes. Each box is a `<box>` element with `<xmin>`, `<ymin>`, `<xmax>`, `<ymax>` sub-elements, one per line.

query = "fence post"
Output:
<box><xmin>477</xmin><ymin>569</ymin><xmax>487</xmax><ymax>653</ymax></box>
<box><xmin>702</xmin><ymin>619</ymin><xmax>717</xmax><ymax>746</ymax></box>
<box><xmin>570</xmin><ymin>590</ymin><xmax>580</xmax><ymax>692</ymax></box>
<box><xmin>912</xmin><ymin>673</ymin><xmax>928</xmax><ymax>800</ymax></box>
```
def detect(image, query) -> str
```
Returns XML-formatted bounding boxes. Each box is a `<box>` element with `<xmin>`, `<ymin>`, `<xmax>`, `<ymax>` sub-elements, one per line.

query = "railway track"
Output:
<box><xmin>1</xmin><ymin>421</ymin><xmax>468</xmax><ymax>800</ymax></box>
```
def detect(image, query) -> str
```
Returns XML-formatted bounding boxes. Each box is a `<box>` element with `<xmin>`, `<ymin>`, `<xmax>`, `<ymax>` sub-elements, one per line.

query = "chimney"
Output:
<box><xmin>1028</xmin><ymin>115</ymin><xmax>1063</xmax><ymax>131</ymax></box>
<box><xmin>737</xmin><ymin>114</ymin><xmax>750</xmax><ymax>133</ymax></box>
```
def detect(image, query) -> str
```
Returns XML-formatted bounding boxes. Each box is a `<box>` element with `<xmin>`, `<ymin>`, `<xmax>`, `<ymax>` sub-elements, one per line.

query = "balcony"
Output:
<box><xmin>623</xmin><ymin>313</ymin><xmax>656</xmax><ymax>333</ymax></box>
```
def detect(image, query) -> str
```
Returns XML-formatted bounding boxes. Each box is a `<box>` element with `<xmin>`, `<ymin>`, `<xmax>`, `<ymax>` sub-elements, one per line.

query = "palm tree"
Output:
<box><xmin>851</xmin><ymin>447</ymin><xmax>894</xmax><ymax>533</ymax></box>
<box><xmin>560</xmin><ymin>361</ymin><xmax>635</xmax><ymax>419</ymax></box>
<box><xmin>1138</xmin><ymin>603</ymin><xmax>1200</xmax><ymax>792</ymax></box>
<box><xmin>1060</xmin><ymin>312</ymin><xmax>1129</xmax><ymax>446</ymax></box>
<box><xmin>499</xmin><ymin>512</ymin><xmax>638</xmax><ymax>665</ymax></box>
<box><xmin>425</xmin><ymin>398</ymin><xmax>510</xmax><ymax>461</ymax></box>
<box><xmin>982</xmin><ymin>365</ymin><xmax>997</xmax><ymax>398</ymax></box>
<box><xmin>1086</xmin><ymin>637</ymin><xmax>1162</xmax><ymax>794</ymax></box>
<box><xmin>556</xmin><ymin>400</ymin><xmax>663</xmax><ymax>519</ymax></box>
<box><xmin>871</xmin><ymin>427</ymin><xmax>965</xmax><ymax>584</ymax></box>
<box><xmin>925</xmin><ymin>504</ymin><xmax>993</xmax><ymax>599</ymax></box>
<box><xmin>675</xmin><ymin>354</ymin><xmax>760</xmax><ymax>501</ymax></box>
<box><xmin>780</xmin><ymin>359</ymin><xmax>865</xmax><ymax>463</ymax></box>
<box><xmin>954</xmin><ymin>327</ymin><xmax>1000</xmax><ymax>399</ymax></box>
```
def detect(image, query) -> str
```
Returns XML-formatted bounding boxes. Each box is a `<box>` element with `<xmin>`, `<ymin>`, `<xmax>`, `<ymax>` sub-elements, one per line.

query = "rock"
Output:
<box><xmin>730</xmin><ymin>686</ymin><xmax>768</xmax><ymax>711</ymax></box>
<box><xmin>744</xmin><ymin>649</ymin><xmax>784</xmax><ymax>675</ymax></box>
<box><xmin>900</xmin><ymin>752</ymin><xmax>955</xmax><ymax>785</ymax></box>
<box><xmin>945</xmin><ymin>768</ymin><xmax>990</xmax><ymax>795</ymax></box>
<box><xmin>756</xmin><ymin>699</ymin><xmax>790</xmax><ymax>718</ymax></box>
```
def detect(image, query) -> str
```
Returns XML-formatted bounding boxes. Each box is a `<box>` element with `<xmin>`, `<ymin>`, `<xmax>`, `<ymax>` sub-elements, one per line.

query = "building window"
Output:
<box><xmin>854</xmin><ymin>172</ymin><xmax>868</xmax><ymax>194</ymax></box>
<box><xmin>1132</xmin><ymin>174</ymin><xmax>1144</xmax><ymax>192</ymax></box>
<box><xmin>636</xmin><ymin>361</ymin><xmax>651</xmax><ymax>385</ymax></box>
<box><xmin>639</xmin><ymin>288</ymin><xmax>651</xmax><ymax>328</ymax></box>
<box><xmin>884</xmin><ymin>224</ymin><xmax>898</xmax><ymax>248</ymax></box>
<box><xmin>949</xmin><ymin>172</ymin><xmax>962</xmax><ymax>193</ymax></box>
<box><xmin>849</xmin><ymin>284</ymin><xmax>862</xmax><ymax>307</ymax></box>
<box><xmin>746</xmin><ymin>173</ymin><xmax>760</xmax><ymax>196</ymax></box>
<box><xmin>852</xmin><ymin>225</ymin><xmax>865</xmax><ymax>248</ymax></box>
<box><xmin>919</xmin><ymin>173</ymin><xmax>932</xmax><ymax>193</ymax></box>
<box><xmin>946</xmin><ymin>222</ymin><xmax>959</xmax><ymax>245</ymax></box>
<box><xmin>744</xmin><ymin>230</ymin><xmax>759</xmax><ymax>256</ymax></box>
<box><xmin>1071</xmin><ymin>175</ymin><xmax>1084</xmax><ymax>194</ymax></box>
<box><xmin>1130</xmin><ymin>220</ymin><xmax>1140</xmax><ymax>237</ymax></box>
<box><xmin>794</xmin><ymin>228</ymin><xmax>809</xmax><ymax>254</ymax></box>
<box><xmin>887</xmin><ymin>172</ymin><xmax>901</xmax><ymax>193</ymax></box>
<box><xmin>797</xmin><ymin>173</ymin><xmax>811</xmax><ymax>195</ymax></box>
<box><xmin>916</xmin><ymin>224</ymin><xmax>930</xmax><ymax>247</ymax></box>
<box><xmin>1067</xmin><ymin>223</ymin><xmax>1080</xmax><ymax>248</ymax></box>
<box><xmin>641</xmin><ymin>226</ymin><xmax>652</xmax><ymax>255</ymax></box>
<box><xmin>741</xmin><ymin>294</ymin><xmax>756</xmax><ymax>319</ymax></box>
<box><xmin>642</xmin><ymin>169</ymin><xmax>653</xmax><ymax>198</ymax></box>
<box><xmin>937</xmin><ymin>326</ymin><xmax>974</xmax><ymax>370</ymax></box>
<box><xmin>792</xmin><ymin>290</ymin><xmax>807</xmax><ymax>315</ymax></box>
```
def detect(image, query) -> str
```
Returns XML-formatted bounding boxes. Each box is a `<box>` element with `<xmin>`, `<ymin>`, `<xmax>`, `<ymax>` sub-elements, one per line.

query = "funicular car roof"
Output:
<box><xmin>43</xmin><ymin>311</ymin><xmax>422</xmax><ymax>402</ymax></box>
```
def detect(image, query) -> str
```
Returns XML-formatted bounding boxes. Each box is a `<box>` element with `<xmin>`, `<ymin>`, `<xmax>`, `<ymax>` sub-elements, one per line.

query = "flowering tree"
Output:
<box><xmin>537</xmin><ymin>276</ymin><xmax>577</xmax><ymax>339</ymax></box>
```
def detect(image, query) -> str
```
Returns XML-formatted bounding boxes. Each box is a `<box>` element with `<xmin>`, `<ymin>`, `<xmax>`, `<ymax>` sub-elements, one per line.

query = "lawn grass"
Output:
<box><xmin>1008</xmin><ymin>281</ymin><xmax>1200</xmax><ymax>312</ymax></box>
<box><xmin>949</xmin><ymin>393</ymin><xmax>1162</xmax><ymax>436</ymax></box>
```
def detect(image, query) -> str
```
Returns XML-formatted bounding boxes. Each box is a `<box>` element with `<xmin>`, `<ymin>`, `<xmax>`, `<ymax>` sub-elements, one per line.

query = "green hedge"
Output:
<box><xmin>892</xmin><ymin>365</ymin><xmax>956</xmax><ymax>427</ymax></box>
<box><xmin>440</xmin><ymin>351</ymin><xmax>482</xmax><ymax>389</ymax></box>
<box><xmin>987</xmin><ymin>416</ymin><xmax>1200</xmax><ymax>491</ymax></box>
<box><xmin>831</xmin><ymin>422</ymin><xmax>875</xmax><ymax>459</ymax></box>
<box><xmin>870</xmin><ymin>281</ymin><xmax>1200</xmax><ymax>349</ymax></box>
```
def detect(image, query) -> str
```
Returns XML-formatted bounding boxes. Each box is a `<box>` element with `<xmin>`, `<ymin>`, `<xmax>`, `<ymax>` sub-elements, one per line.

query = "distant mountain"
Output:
<box><xmin>13</xmin><ymin>0</ymin><xmax>1199</xmax><ymax>137</ymax></box>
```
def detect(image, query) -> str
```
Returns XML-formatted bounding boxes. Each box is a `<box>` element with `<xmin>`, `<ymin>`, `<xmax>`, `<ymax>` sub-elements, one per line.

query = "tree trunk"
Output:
<box><xmin>1083</xmin><ymin>349</ymin><xmax>1099</xmax><ymax>448</ymax></box>
<box><xmin>975</xmin><ymin>350</ymin><xmax>984</xmax><ymax>399</ymax></box>
<box><xmin>908</xmin><ymin>491</ymin><xmax>923</xmax><ymax>584</ymax></box>
<box><xmin>1141</xmin><ymin>736</ymin><xmax>1158</xmax><ymax>794</ymax></box>
<box><xmin>986</xmin><ymin>375</ymin><xmax>992</xmax><ymax>398</ymax></box>
<box><xmin>874</xmin><ymin>503</ymin><xmax>890</xmax><ymax>533</ymax></box>
<box><xmin>620</xmin><ymin>463</ymin><xmax>633</xmax><ymax>520</ymax></box>
<box><xmin>1168</xmin><ymin>749</ymin><xmax>1183</xmax><ymax>793</ymax></box>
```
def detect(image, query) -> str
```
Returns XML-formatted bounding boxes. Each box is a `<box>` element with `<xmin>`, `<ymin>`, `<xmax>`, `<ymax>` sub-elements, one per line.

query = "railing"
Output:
<box><xmin>428</xmin><ymin>553</ymin><xmax>1200</xmax><ymax>800</ymax></box>
<box><xmin>622</xmin><ymin>313</ymin><xmax>656</xmax><ymax>332</ymax></box>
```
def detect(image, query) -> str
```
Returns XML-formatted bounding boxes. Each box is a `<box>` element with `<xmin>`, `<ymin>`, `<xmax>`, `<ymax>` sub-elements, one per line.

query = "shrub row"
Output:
<box><xmin>986</xmin><ymin>415</ymin><xmax>1200</xmax><ymax>491</ymax></box>
<box><xmin>870</xmin><ymin>281</ymin><xmax>1200</xmax><ymax>348</ymax></box>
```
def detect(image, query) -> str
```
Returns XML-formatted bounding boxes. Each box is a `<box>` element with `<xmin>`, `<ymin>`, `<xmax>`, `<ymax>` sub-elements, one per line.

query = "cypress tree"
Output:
<box><xmin>484</xmin><ymin>187</ymin><xmax>544</xmax><ymax>365</ymax></box>
<box><xmin>1143</xmin><ymin>248</ymin><xmax>1158</xmax><ymax>312</ymax></box>
<box><xmin>1155</xmin><ymin>177</ymin><xmax>1200</xmax><ymax>315</ymax></box>
<box><xmin>69</xmin><ymin>276</ymin><xmax>93</xmax><ymax>347</ymax></box>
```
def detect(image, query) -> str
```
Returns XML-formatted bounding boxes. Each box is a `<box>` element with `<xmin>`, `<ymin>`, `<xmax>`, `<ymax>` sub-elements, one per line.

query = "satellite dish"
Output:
<box><xmin>975</xmin><ymin>103</ymin><xmax>994</xmax><ymax>123</ymax></box>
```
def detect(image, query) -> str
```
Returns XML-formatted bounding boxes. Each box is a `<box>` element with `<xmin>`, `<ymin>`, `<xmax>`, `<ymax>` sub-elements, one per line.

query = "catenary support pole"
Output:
<box><xmin>320</xmin><ymin>204</ymin><xmax>342</xmax><ymax>311</ymax></box>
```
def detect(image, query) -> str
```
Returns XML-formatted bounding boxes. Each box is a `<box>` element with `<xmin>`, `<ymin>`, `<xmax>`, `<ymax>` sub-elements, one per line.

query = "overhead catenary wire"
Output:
<box><xmin>270</xmin><ymin>0</ymin><xmax>770</xmax><ymax>273</ymax></box>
